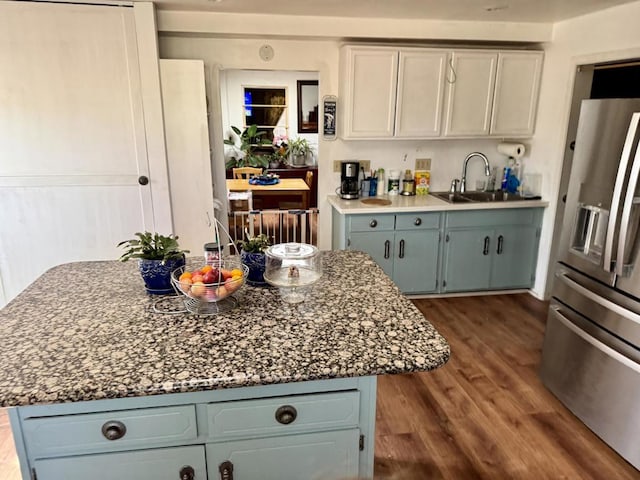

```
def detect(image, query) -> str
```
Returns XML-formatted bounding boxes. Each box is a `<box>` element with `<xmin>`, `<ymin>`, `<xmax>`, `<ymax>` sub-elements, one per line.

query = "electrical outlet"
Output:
<box><xmin>415</xmin><ymin>158</ymin><xmax>432</xmax><ymax>171</ymax></box>
<box><xmin>333</xmin><ymin>160</ymin><xmax>371</xmax><ymax>173</ymax></box>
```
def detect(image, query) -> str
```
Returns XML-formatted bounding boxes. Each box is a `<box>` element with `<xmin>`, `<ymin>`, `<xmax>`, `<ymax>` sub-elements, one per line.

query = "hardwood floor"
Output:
<box><xmin>375</xmin><ymin>294</ymin><xmax>639</xmax><ymax>479</ymax></box>
<box><xmin>0</xmin><ymin>294</ymin><xmax>637</xmax><ymax>479</ymax></box>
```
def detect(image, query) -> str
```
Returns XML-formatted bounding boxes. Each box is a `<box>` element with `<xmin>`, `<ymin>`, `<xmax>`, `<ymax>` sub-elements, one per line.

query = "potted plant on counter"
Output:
<box><xmin>240</xmin><ymin>233</ymin><xmax>272</xmax><ymax>286</ymax></box>
<box><xmin>117</xmin><ymin>232</ymin><xmax>189</xmax><ymax>294</ymax></box>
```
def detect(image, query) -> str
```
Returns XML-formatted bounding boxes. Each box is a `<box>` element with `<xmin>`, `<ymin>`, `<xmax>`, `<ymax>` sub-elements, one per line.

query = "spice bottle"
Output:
<box><xmin>204</xmin><ymin>242</ymin><xmax>223</xmax><ymax>266</ymax></box>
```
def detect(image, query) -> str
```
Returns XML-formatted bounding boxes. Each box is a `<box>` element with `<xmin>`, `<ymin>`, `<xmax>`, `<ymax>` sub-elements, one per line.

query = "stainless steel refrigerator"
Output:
<box><xmin>541</xmin><ymin>98</ymin><xmax>640</xmax><ymax>469</ymax></box>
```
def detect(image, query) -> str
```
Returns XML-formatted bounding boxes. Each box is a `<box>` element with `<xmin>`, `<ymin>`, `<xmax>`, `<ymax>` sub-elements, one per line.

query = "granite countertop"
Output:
<box><xmin>0</xmin><ymin>251</ymin><xmax>449</xmax><ymax>407</ymax></box>
<box><xmin>327</xmin><ymin>193</ymin><xmax>548</xmax><ymax>214</ymax></box>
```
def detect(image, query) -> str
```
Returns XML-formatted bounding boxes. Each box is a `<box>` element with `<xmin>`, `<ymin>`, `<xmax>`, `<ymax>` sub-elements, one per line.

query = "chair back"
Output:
<box><xmin>305</xmin><ymin>170</ymin><xmax>313</xmax><ymax>187</ymax></box>
<box><xmin>233</xmin><ymin>167</ymin><xmax>263</xmax><ymax>179</ymax></box>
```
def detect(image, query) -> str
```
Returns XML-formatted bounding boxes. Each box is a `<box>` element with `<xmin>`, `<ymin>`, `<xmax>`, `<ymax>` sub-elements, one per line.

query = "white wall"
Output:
<box><xmin>530</xmin><ymin>0</ymin><xmax>640</xmax><ymax>297</ymax></box>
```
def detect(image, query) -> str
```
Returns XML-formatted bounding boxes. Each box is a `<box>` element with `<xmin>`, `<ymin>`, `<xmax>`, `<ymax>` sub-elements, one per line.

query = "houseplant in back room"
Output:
<box><xmin>287</xmin><ymin>137</ymin><xmax>313</xmax><ymax>167</ymax></box>
<box><xmin>240</xmin><ymin>232</ymin><xmax>272</xmax><ymax>286</ymax></box>
<box><xmin>117</xmin><ymin>232</ymin><xmax>189</xmax><ymax>294</ymax></box>
<box><xmin>224</xmin><ymin>124</ymin><xmax>272</xmax><ymax>169</ymax></box>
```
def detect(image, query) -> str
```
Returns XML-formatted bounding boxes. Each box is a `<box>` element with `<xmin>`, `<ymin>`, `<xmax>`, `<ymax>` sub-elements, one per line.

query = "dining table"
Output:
<box><xmin>226</xmin><ymin>177</ymin><xmax>310</xmax><ymax>210</ymax></box>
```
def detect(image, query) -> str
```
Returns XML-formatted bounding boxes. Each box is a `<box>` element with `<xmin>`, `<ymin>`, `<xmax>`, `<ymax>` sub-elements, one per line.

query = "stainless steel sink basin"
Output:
<box><xmin>431</xmin><ymin>191</ymin><xmax>533</xmax><ymax>204</ymax></box>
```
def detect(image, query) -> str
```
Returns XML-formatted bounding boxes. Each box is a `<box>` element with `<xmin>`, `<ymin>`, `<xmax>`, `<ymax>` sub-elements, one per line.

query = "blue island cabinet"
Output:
<box><xmin>10</xmin><ymin>377</ymin><xmax>376</xmax><ymax>480</ymax></box>
<box><xmin>332</xmin><ymin>211</ymin><xmax>442</xmax><ymax>294</ymax></box>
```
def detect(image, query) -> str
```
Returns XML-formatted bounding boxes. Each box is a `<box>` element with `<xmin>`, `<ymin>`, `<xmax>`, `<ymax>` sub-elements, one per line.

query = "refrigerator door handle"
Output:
<box><xmin>556</xmin><ymin>269</ymin><xmax>640</xmax><ymax>326</ymax></box>
<box><xmin>616</xmin><ymin>115</ymin><xmax>640</xmax><ymax>276</ymax></box>
<box><xmin>604</xmin><ymin>112</ymin><xmax>640</xmax><ymax>272</ymax></box>
<box><xmin>550</xmin><ymin>305</ymin><xmax>640</xmax><ymax>372</ymax></box>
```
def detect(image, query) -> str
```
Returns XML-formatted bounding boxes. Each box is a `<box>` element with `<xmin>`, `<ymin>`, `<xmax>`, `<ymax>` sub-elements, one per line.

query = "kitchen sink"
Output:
<box><xmin>431</xmin><ymin>191</ymin><xmax>532</xmax><ymax>203</ymax></box>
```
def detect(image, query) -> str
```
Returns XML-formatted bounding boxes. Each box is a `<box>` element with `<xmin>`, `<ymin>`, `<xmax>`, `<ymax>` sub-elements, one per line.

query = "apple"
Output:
<box><xmin>202</xmin><ymin>271</ymin><xmax>216</xmax><ymax>285</ymax></box>
<box><xmin>225</xmin><ymin>277</ymin><xmax>240</xmax><ymax>293</ymax></box>
<box><xmin>221</xmin><ymin>269</ymin><xmax>233</xmax><ymax>281</ymax></box>
<box><xmin>216</xmin><ymin>285</ymin><xmax>228</xmax><ymax>298</ymax></box>
<box><xmin>192</xmin><ymin>274</ymin><xmax>204</xmax><ymax>284</ymax></box>
<box><xmin>191</xmin><ymin>281</ymin><xmax>206</xmax><ymax>297</ymax></box>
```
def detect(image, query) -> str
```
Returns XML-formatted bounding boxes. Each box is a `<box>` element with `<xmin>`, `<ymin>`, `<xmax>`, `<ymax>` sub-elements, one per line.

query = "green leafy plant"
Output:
<box><xmin>241</xmin><ymin>233</ymin><xmax>272</xmax><ymax>254</ymax></box>
<box><xmin>224</xmin><ymin>125</ymin><xmax>272</xmax><ymax>169</ymax></box>
<box><xmin>287</xmin><ymin>137</ymin><xmax>313</xmax><ymax>157</ymax></box>
<box><xmin>117</xmin><ymin>232</ymin><xmax>189</xmax><ymax>263</ymax></box>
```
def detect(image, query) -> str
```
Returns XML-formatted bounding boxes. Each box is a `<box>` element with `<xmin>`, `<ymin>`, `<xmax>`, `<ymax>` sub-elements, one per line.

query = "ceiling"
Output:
<box><xmin>146</xmin><ymin>0</ymin><xmax>638</xmax><ymax>23</ymax></box>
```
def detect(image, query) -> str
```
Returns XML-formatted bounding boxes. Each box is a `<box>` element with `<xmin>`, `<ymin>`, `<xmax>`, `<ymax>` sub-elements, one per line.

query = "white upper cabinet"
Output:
<box><xmin>340</xmin><ymin>46</ymin><xmax>398</xmax><ymax>138</ymax></box>
<box><xmin>340</xmin><ymin>45</ymin><xmax>543</xmax><ymax>139</ymax></box>
<box><xmin>340</xmin><ymin>46</ymin><xmax>448</xmax><ymax>139</ymax></box>
<box><xmin>490</xmin><ymin>51</ymin><xmax>544</xmax><ymax>137</ymax></box>
<box><xmin>395</xmin><ymin>49</ymin><xmax>448</xmax><ymax>138</ymax></box>
<box><xmin>443</xmin><ymin>51</ymin><xmax>498</xmax><ymax>137</ymax></box>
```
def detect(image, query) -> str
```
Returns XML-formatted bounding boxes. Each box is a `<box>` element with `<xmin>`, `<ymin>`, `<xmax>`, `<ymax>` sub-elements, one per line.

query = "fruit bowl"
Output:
<box><xmin>171</xmin><ymin>257</ymin><xmax>248</xmax><ymax>314</ymax></box>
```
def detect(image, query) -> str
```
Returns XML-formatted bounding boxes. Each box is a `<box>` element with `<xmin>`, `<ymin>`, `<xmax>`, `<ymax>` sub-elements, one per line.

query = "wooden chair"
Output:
<box><xmin>233</xmin><ymin>167</ymin><xmax>262</xmax><ymax>179</ymax></box>
<box><xmin>305</xmin><ymin>170</ymin><xmax>313</xmax><ymax>187</ymax></box>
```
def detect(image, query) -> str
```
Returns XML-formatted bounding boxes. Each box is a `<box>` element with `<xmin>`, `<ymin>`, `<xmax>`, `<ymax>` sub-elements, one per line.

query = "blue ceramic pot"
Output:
<box><xmin>138</xmin><ymin>256</ymin><xmax>185</xmax><ymax>295</ymax></box>
<box><xmin>241</xmin><ymin>250</ymin><xmax>266</xmax><ymax>286</ymax></box>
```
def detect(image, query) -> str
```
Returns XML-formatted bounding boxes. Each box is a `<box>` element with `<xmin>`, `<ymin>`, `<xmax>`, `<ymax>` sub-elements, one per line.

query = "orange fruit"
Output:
<box><xmin>200</xmin><ymin>265</ymin><xmax>213</xmax><ymax>274</ymax></box>
<box><xmin>179</xmin><ymin>272</ymin><xmax>192</xmax><ymax>281</ymax></box>
<box><xmin>230</xmin><ymin>269</ymin><xmax>243</xmax><ymax>277</ymax></box>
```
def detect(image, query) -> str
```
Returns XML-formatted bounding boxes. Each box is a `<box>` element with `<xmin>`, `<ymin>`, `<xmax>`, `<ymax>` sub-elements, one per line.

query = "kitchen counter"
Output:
<box><xmin>328</xmin><ymin>193</ymin><xmax>548</xmax><ymax>214</ymax></box>
<box><xmin>0</xmin><ymin>250</ymin><xmax>449</xmax><ymax>407</ymax></box>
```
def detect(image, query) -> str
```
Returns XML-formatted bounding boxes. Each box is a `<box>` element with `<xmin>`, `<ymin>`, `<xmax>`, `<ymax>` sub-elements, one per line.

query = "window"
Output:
<box><xmin>243</xmin><ymin>87</ymin><xmax>287</xmax><ymax>140</ymax></box>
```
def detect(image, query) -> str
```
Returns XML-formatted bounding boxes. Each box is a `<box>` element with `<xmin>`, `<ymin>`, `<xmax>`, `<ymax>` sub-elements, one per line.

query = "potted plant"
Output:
<box><xmin>240</xmin><ymin>233</ymin><xmax>272</xmax><ymax>286</ymax></box>
<box><xmin>117</xmin><ymin>232</ymin><xmax>189</xmax><ymax>294</ymax></box>
<box><xmin>224</xmin><ymin>125</ymin><xmax>272</xmax><ymax>169</ymax></box>
<box><xmin>287</xmin><ymin>137</ymin><xmax>313</xmax><ymax>167</ymax></box>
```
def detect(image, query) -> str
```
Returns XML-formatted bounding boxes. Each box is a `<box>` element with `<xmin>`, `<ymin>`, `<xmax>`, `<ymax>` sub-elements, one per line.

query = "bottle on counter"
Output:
<box><xmin>204</xmin><ymin>242</ymin><xmax>223</xmax><ymax>267</ymax></box>
<box><xmin>401</xmin><ymin>169</ymin><xmax>416</xmax><ymax>196</ymax></box>
<box><xmin>376</xmin><ymin>168</ymin><xmax>386</xmax><ymax>196</ymax></box>
<box><xmin>388</xmin><ymin>169</ymin><xmax>401</xmax><ymax>195</ymax></box>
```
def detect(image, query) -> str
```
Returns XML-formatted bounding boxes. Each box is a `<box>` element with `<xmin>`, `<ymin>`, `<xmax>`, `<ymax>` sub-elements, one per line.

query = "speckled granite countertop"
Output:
<box><xmin>0</xmin><ymin>251</ymin><xmax>449</xmax><ymax>407</ymax></box>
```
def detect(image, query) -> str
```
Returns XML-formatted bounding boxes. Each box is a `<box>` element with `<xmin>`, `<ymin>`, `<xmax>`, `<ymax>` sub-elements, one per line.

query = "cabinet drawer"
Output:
<box><xmin>395</xmin><ymin>212</ymin><xmax>440</xmax><ymax>230</ymax></box>
<box><xmin>349</xmin><ymin>214</ymin><xmax>394</xmax><ymax>232</ymax></box>
<box><xmin>23</xmin><ymin>405</ymin><xmax>197</xmax><ymax>458</ymax></box>
<box><xmin>206</xmin><ymin>391</ymin><xmax>360</xmax><ymax>441</ymax></box>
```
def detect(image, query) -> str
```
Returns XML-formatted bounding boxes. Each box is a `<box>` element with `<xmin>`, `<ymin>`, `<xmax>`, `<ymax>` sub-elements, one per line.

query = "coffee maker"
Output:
<box><xmin>340</xmin><ymin>161</ymin><xmax>360</xmax><ymax>200</ymax></box>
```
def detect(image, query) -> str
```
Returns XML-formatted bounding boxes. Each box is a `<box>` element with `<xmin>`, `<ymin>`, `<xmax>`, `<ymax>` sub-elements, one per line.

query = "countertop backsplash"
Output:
<box><xmin>332</xmin><ymin>138</ymin><xmax>538</xmax><ymax>193</ymax></box>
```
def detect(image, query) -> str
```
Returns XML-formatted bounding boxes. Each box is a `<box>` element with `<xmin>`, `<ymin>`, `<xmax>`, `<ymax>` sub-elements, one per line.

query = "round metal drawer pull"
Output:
<box><xmin>275</xmin><ymin>405</ymin><xmax>297</xmax><ymax>425</ymax></box>
<box><xmin>369</xmin><ymin>219</ymin><xmax>378</xmax><ymax>228</ymax></box>
<box><xmin>101</xmin><ymin>420</ymin><xmax>127</xmax><ymax>441</ymax></box>
<box><xmin>414</xmin><ymin>218</ymin><xmax>422</xmax><ymax>226</ymax></box>
<box><xmin>180</xmin><ymin>465</ymin><xmax>195</xmax><ymax>480</ymax></box>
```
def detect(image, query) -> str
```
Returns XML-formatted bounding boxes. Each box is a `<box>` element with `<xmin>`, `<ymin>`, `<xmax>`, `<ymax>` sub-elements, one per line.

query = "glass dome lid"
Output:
<box><xmin>266</xmin><ymin>243</ymin><xmax>318</xmax><ymax>260</ymax></box>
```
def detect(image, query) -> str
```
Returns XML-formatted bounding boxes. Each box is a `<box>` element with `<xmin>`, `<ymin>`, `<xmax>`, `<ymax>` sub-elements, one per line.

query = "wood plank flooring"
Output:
<box><xmin>0</xmin><ymin>294</ymin><xmax>637</xmax><ymax>479</ymax></box>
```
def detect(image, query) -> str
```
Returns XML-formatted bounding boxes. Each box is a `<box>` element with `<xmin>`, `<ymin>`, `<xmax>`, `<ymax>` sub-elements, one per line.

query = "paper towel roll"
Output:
<box><xmin>497</xmin><ymin>142</ymin><xmax>525</xmax><ymax>159</ymax></box>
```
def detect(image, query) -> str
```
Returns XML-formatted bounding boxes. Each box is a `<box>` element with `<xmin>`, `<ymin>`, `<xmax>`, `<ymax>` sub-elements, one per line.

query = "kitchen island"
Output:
<box><xmin>0</xmin><ymin>251</ymin><xmax>449</xmax><ymax>480</ymax></box>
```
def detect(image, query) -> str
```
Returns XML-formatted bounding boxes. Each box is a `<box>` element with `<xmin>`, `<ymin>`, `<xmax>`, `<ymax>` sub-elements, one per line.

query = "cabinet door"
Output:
<box><xmin>33</xmin><ymin>445</ymin><xmax>206</xmax><ymax>480</ymax></box>
<box><xmin>490</xmin><ymin>225</ymin><xmax>539</xmax><ymax>289</ymax></box>
<box><xmin>207</xmin><ymin>429</ymin><xmax>359</xmax><ymax>480</ymax></box>
<box><xmin>443</xmin><ymin>51</ymin><xmax>497</xmax><ymax>137</ymax></box>
<box><xmin>341</xmin><ymin>47</ymin><xmax>398</xmax><ymax>138</ymax></box>
<box><xmin>349</xmin><ymin>231</ymin><xmax>395</xmax><ymax>278</ymax></box>
<box><xmin>395</xmin><ymin>49</ymin><xmax>447</xmax><ymax>138</ymax></box>
<box><xmin>393</xmin><ymin>230</ymin><xmax>440</xmax><ymax>293</ymax></box>
<box><xmin>490</xmin><ymin>51</ymin><xmax>543</xmax><ymax>136</ymax></box>
<box><xmin>442</xmin><ymin>229</ymin><xmax>493</xmax><ymax>292</ymax></box>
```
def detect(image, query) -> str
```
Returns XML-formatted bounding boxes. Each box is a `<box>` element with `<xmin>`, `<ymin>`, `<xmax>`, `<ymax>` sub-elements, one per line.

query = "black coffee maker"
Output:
<box><xmin>340</xmin><ymin>161</ymin><xmax>360</xmax><ymax>200</ymax></box>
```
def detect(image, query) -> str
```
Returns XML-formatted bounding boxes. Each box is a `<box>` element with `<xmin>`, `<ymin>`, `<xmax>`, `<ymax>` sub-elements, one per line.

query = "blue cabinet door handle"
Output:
<box><xmin>483</xmin><ymin>236</ymin><xmax>490</xmax><ymax>255</ymax></box>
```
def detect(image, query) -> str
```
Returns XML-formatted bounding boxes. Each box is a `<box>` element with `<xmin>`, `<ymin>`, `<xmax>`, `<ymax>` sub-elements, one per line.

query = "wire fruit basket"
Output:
<box><xmin>171</xmin><ymin>257</ymin><xmax>248</xmax><ymax>315</ymax></box>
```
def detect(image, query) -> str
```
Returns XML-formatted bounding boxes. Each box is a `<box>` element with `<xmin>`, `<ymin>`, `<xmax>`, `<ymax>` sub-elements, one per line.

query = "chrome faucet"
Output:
<box><xmin>460</xmin><ymin>152</ymin><xmax>491</xmax><ymax>193</ymax></box>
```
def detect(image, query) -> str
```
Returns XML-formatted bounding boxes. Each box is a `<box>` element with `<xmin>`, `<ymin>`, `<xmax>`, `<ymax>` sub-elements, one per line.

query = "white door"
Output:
<box><xmin>0</xmin><ymin>2</ymin><xmax>168</xmax><ymax>306</ymax></box>
<box><xmin>395</xmin><ymin>49</ymin><xmax>447</xmax><ymax>138</ymax></box>
<box><xmin>160</xmin><ymin>60</ymin><xmax>216</xmax><ymax>254</ymax></box>
<box><xmin>443</xmin><ymin>50</ymin><xmax>497</xmax><ymax>137</ymax></box>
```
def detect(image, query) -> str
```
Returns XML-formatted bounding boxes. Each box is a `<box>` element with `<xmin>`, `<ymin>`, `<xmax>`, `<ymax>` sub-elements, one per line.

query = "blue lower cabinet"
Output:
<box><xmin>338</xmin><ymin>212</ymin><xmax>442</xmax><ymax>294</ymax></box>
<box><xmin>490</xmin><ymin>225</ymin><xmax>539</xmax><ymax>289</ymax></box>
<box><xmin>33</xmin><ymin>445</ymin><xmax>206</xmax><ymax>480</ymax></box>
<box><xmin>206</xmin><ymin>429</ymin><xmax>360</xmax><ymax>480</ymax></box>
<box><xmin>442</xmin><ymin>228</ymin><xmax>494</xmax><ymax>292</ymax></box>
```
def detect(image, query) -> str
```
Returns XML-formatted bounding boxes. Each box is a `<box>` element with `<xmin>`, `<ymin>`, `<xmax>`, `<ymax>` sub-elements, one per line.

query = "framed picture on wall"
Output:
<box><xmin>297</xmin><ymin>80</ymin><xmax>319</xmax><ymax>133</ymax></box>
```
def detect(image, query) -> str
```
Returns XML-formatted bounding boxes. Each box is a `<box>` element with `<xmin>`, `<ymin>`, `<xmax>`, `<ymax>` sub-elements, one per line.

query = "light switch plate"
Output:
<box><xmin>415</xmin><ymin>158</ymin><xmax>432</xmax><ymax>171</ymax></box>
